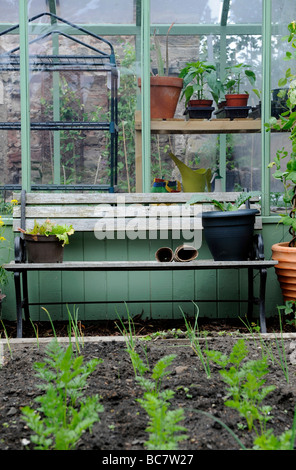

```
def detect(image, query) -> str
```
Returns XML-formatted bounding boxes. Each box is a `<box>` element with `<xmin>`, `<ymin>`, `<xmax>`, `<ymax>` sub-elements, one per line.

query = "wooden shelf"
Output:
<box><xmin>135</xmin><ymin>110</ymin><xmax>262</xmax><ymax>134</ymax></box>
<box><xmin>134</xmin><ymin>110</ymin><xmax>262</xmax><ymax>192</ymax></box>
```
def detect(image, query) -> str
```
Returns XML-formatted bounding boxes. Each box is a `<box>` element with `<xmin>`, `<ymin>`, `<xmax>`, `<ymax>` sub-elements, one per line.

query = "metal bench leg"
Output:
<box><xmin>22</xmin><ymin>271</ymin><xmax>30</xmax><ymax>322</ymax></box>
<box><xmin>14</xmin><ymin>271</ymin><xmax>23</xmax><ymax>338</ymax></box>
<box><xmin>247</xmin><ymin>267</ymin><xmax>254</xmax><ymax>322</ymax></box>
<box><xmin>259</xmin><ymin>268</ymin><xmax>267</xmax><ymax>333</ymax></box>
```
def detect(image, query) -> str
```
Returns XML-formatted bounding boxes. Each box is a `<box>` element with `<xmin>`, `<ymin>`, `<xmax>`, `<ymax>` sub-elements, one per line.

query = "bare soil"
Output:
<box><xmin>0</xmin><ymin>316</ymin><xmax>296</xmax><ymax>452</ymax></box>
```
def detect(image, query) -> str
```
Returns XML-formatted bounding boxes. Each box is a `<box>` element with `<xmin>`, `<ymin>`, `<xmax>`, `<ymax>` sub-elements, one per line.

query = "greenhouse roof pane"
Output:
<box><xmin>272</xmin><ymin>1</ymin><xmax>296</xmax><ymax>29</ymax></box>
<box><xmin>0</xmin><ymin>0</ymin><xmax>19</xmax><ymax>22</ymax></box>
<box><xmin>151</xmin><ymin>0</ymin><xmax>222</xmax><ymax>24</ymax></box>
<box><xmin>227</xmin><ymin>0</ymin><xmax>262</xmax><ymax>25</ymax></box>
<box><xmin>28</xmin><ymin>0</ymin><xmax>135</xmax><ymax>24</ymax></box>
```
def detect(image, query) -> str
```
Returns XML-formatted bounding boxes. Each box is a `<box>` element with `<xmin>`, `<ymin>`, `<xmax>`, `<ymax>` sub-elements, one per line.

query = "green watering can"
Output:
<box><xmin>169</xmin><ymin>153</ymin><xmax>212</xmax><ymax>192</ymax></box>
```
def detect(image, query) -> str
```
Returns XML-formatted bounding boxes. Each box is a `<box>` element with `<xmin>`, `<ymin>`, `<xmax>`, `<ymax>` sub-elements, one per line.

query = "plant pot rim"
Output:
<box><xmin>202</xmin><ymin>208</ymin><xmax>259</xmax><ymax>219</ymax></box>
<box><xmin>24</xmin><ymin>233</ymin><xmax>61</xmax><ymax>242</ymax></box>
<box><xmin>225</xmin><ymin>93</ymin><xmax>250</xmax><ymax>98</ymax></box>
<box><xmin>138</xmin><ymin>76</ymin><xmax>183</xmax><ymax>88</ymax></box>
<box><xmin>272</xmin><ymin>241</ymin><xmax>296</xmax><ymax>251</ymax></box>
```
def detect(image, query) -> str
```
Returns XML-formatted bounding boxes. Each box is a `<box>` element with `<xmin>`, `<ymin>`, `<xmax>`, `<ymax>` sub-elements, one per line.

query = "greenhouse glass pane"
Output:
<box><xmin>0</xmin><ymin>0</ymin><xmax>19</xmax><ymax>23</ymax></box>
<box><xmin>26</xmin><ymin>23</ymin><xmax>136</xmax><ymax>189</ymax></box>
<box><xmin>28</xmin><ymin>0</ymin><xmax>135</xmax><ymax>24</ymax></box>
<box><xmin>151</xmin><ymin>0</ymin><xmax>222</xmax><ymax>24</ymax></box>
<box><xmin>269</xmin><ymin>1</ymin><xmax>296</xmax><ymax>212</ymax></box>
<box><xmin>0</xmin><ymin>0</ymin><xmax>19</xmax><ymax>188</ymax></box>
<box><xmin>228</xmin><ymin>0</ymin><xmax>262</xmax><ymax>24</ymax></box>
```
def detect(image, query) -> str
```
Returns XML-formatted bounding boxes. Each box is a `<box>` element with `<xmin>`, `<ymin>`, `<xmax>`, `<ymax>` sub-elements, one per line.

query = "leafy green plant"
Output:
<box><xmin>195</xmin><ymin>406</ymin><xmax>296</xmax><ymax>450</ymax></box>
<box><xmin>266</xmin><ymin>21</ymin><xmax>296</xmax><ymax>245</ymax></box>
<box><xmin>138</xmin><ymin>389</ymin><xmax>187</xmax><ymax>450</ymax></box>
<box><xmin>206</xmin><ymin>339</ymin><xmax>276</xmax><ymax>435</ymax></box>
<box><xmin>19</xmin><ymin>219</ymin><xmax>74</xmax><ymax>246</ymax></box>
<box><xmin>187</xmin><ymin>192</ymin><xmax>255</xmax><ymax>211</ymax></box>
<box><xmin>21</xmin><ymin>339</ymin><xmax>103</xmax><ymax>450</ymax></box>
<box><xmin>136</xmin><ymin>354</ymin><xmax>187</xmax><ymax>450</ymax></box>
<box><xmin>253</xmin><ymin>406</ymin><xmax>296</xmax><ymax>450</ymax></box>
<box><xmin>179</xmin><ymin>60</ymin><xmax>221</xmax><ymax>105</ymax></box>
<box><xmin>278</xmin><ymin>300</ymin><xmax>296</xmax><ymax>327</ymax></box>
<box><xmin>224</xmin><ymin>63</ymin><xmax>257</xmax><ymax>96</ymax></box>
<box><xmin>118</xmin><ymin>309</ymin><xmax>187</xmax><ymax>450</ymax></box>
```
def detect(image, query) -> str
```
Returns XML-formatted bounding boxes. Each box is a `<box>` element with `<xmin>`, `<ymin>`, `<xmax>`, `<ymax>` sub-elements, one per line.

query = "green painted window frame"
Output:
<box><xmin>3</xmin><ymin>0</ymin><xmax>273</xmax><ymax>216</ymax></box>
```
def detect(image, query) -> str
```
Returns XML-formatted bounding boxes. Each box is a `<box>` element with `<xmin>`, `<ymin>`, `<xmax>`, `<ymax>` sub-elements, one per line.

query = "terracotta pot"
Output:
<box><xmin>138</xmin><ymin>76</ymin><xmax>183</xmax><ymax>119</ymax></box>
<box><xmin>24</xmin><ymin>233</ymin><xmax>64</xmax><ymax>263</ymax></box>
<box><xmin>188</xmin><ymin>99</ymin><xmax>213</xmax><ymax>107</ymax></box>
<box><xmin>271</xmin><ymin>242</ymin><xmax>296</xmax><ymax>301</ymax></box>
<box><xmin>225</xmin><ymin>93</ymin><xmax>249</xmax><ymax>107</ymax></box>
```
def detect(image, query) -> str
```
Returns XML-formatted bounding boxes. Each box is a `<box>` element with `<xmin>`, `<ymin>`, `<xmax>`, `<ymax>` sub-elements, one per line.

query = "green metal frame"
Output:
<box><xmin>0</xmin><ymin>0</ymin><xmax>279</xmax><ymax>216</ymax></box>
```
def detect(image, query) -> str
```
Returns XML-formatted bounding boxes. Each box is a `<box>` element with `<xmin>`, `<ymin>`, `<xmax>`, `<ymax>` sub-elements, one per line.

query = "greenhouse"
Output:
<box><xmin>0</xmin><ymin>0</ymin><xmax>296</xmax><ymax>336</ymax></box>
<box><xmin>2</xmin><ymin>0</ymin><xmax>296</xmax><ymax>454</ymax></box>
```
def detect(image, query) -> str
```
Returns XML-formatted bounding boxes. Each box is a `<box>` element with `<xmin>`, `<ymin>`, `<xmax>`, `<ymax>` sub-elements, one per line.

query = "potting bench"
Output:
<box><xmin>3</xmin><ymin>190</ymin><xmax>277</xmax><ymax>337</ymax></box>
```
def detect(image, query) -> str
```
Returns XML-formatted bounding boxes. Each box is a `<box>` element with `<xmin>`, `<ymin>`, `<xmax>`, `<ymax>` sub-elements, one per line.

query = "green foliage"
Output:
<box><xmin>136</xmin><ymin>354</ymin><xmax>187</xmax><ymax>450</ymax></box>
<box><xmin>179</xmin><ymin>60</ymin><xmax>218</xmax><ymax>104</ymax></box>
<box><xmin>23</xmin><ymin>219</ymin><xmax>74</xmax><ymax>246</ymax></box>
<box><xmin>277</xmin><ymin>300</ymin><xmax>296</xmax><ymax>328</ymax></box>
<box><xmin>21</xmin><ymin>339</ymin><xmax>103</xmax><ymax>450</ymax></box>
<box><xmin>253</xmin><ymin>428</ymin><xmax>295</xmax><ymax>450</ymax></box>
<box><xmin>119</xmin><ymin>310</ymin><xmax>187</xmax><ymax>450</ymax></box>
<box><xmin>267</xmin><ymin>21</ymin><xmax>296</xmax><ymax>242</ymax></box>
<box><xmin>137</xmin><ymin>354</ymin><xmax>177</xmax><ymax>394</ymax></box>
<box><xmin>206</xmin><ymin>339</ymin><xmax>276</xmax><ymax>434</ymax></box>
<box><xmin>187</xmin><ymin>192</ymin><xmax>255</xmax><ymax>211</ymax></box>
<box><xmin>224</xmin><ymin>63</ymin><xmax>257</xmax><ymax>95</ymax></box>
<box><xmin>137</xmin><ymin>390</ymin><xmax>188</xmax><ymax>450</ymax></box>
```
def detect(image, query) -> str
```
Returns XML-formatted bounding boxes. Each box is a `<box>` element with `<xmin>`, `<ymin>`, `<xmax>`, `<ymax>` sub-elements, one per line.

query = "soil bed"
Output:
<box><xmin>1</xmin><ymin>315</ymin><xmax>296</xmax><ymax>338</ymax></box>
<box><xmin>0</xmin><ymin>325</ymin><xmax>296</xmax><ymax>451</ymax></box>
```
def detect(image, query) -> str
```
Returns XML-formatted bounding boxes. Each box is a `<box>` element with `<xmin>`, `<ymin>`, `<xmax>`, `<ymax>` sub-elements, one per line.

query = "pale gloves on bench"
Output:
<box><xmin>155</xmin><ymin>245</ymin><xmax>198</xmax><ymax>263</ymax></box>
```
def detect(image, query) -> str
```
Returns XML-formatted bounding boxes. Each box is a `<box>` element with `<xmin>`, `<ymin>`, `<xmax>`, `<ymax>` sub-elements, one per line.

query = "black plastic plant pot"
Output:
<box><xmin>202</xmin><ymin>209</ymin><xmax>259</xmax><ymax>261</ymax></box>
<box><xmin>215</xmin><ymin>106</ymin><xmax>251</xmax><ymax>120</ymax></box>
<box><xmin>24</xmin><ymin>234</ymin><xmax>64</xmax><ymax>263</ymax></box>
<box><xmin>184</xmin><ymin>106</ymin><xmax>214</xmax><ymax>120</ymax></box>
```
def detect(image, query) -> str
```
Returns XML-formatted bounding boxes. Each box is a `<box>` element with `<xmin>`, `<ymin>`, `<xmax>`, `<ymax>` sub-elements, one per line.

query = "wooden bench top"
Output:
<box><xmin>4</xmin><ymin>260</ymin><xmax>277</xmax><ymax>272</ymax></box>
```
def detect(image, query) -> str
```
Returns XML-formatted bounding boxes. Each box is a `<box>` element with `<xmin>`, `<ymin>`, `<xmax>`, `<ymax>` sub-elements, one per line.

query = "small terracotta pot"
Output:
<box><xmin>138</xmin><ymin>76</ymin><xmax>183</xmax><ymax>119</ymax></box>
<box><xmin>271</xmin><ymin>242</ymin><xmax>296</xmax><ymax>301</ymax></box>
<box><xmin>225</xmin><ymin>93</ymin><xmax>249</xmax><ymax>107</ymax></box>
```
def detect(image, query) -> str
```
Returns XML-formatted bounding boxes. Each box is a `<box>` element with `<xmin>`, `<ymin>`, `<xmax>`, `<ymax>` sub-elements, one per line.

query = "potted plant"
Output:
<box><xmin>138</xmin><ymin>23</ymin><xmax>183</xmax><ymax>119</ymax></box>
<box><xmin>219</xmin><ymin>63</ymin><xmax>258</xmax><ymax>118</ymax></box>
<box><xmin>187</xmin><ymin>193</ymin><xmax>259</xmax><ymax>261</ymax></box>
<box><xmin>179</xmin><ymin>60</ymin><xmax>223</xmax><ymax>119</ymax></box>
<box><xmin>18</xmin><ymin>219</ymin><xmax>75</xmax><ymax>263</ymax></box>
<box><xmin>267</xmin><ymin>20</ymin><xmax>296</xmax><ymax>302</ymax></box>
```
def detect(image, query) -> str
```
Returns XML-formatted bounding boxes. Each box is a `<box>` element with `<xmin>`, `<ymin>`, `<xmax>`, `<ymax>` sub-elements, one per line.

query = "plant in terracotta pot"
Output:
<box><xmin>187</xmin><ymin>193</ymin><xmax>259</xmax><ymax>261</ymax></box>
<box><xmin>179</xmin><ymin>61</ymin><xmax>223</xmax><ymax>119</ymax></box>
<box><xmin>267</xmin><ymin>20</ymin><xmax>296</xmax><ymax>301</ymax></box>
<box><xmin>18</xmin><ymin>219</ymin><xmax>75</xmax><ymax>263</ymax></box>
<box><xmin>223</xmin><ymin>63</ymin><xmax>258</xmax><ymax>113</ymax></box>
<box><xmin>138</xmin><ymin>23</ymin><xmax>183</xmax><ymax>119</ymax></box>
